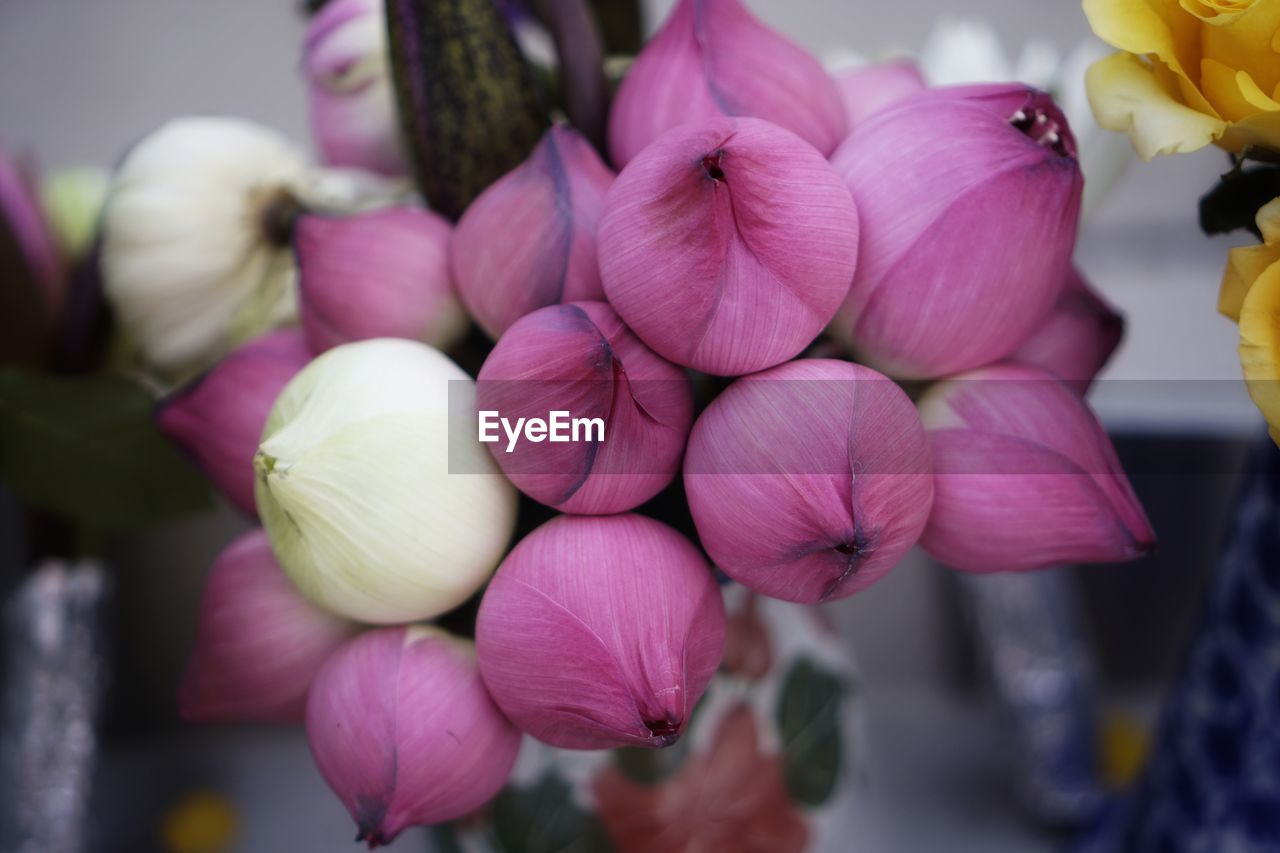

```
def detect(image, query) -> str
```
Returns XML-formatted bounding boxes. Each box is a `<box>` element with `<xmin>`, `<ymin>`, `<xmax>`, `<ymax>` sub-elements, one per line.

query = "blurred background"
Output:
<box><xmin>0</xmin><ymin>0</ymin><xmax>1259</xmax><ymax>851</ymax></box>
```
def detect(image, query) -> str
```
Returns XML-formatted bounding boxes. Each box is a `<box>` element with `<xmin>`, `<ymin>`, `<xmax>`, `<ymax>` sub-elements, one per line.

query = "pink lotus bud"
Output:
<box><xmin>306</xmin><ymin>626</ymin><xmax>521</xmax><ymax>846</ymax></box>
<box><xmin>833</xmin><ymin>60</ymin><xmax>927</xmax><ymax>126</ymax></box>
<box><xmin>918</xmin><ymin>363</ymin><xmax>1154</xmax><ymax>573</ymax></box>
<box><xmin>179</xmin><ymin>529</ymin><xmax>357</xmax><ymax>724</ymax></box>
<box><xmin>451</xmin><ymin>126</ymin><xmax>613</xmax><ymax>339</ymax></box>
<box><xmin>1011</xmin><ymin>267</ymin><xmax>1124</xmax><ymax>394</ymax></box>
<box><xmin>599</xmin><ymin>117</ymin><xmax>859</xmax><ymax>376</ymax></box>
<box><xmin>684</xmin><ymin>359</ymin><xmax>933</xmax><ymax>602</ymax></box>
<box><xmin>830</xmin><ymin>84</ymin><xmax>1083</xmax><ymax>379</ymax></box>
<box><xmin>476</xmin><ymin>514</ymin><xmax>726</xmax><ymax>749</ymax></box>
<box><xmin>607</xmin><ymin>0</ymin><xmax>846</xmax><ymax>168</ymax></box>
<box><xmin>303</xmin><ymin>0</ymin><xmax>408</xmax><ymax>176</ymax></box>
<box><xmin>158</xmin><ymin>330</ymin><xmax>312</xmax><ymax>516</ymax></box>
<box><xmin>476</xmin><ymin>301</ymin><xmax>693</xmax><ymax>514</ymax></box>
<box><xmin>0</xmin><ymin>146</ymin><xmax>63</xmax><ymax>308</ymax></box>
<box><xmin>295</xmin><ymin>208</ymin><xmax>468</xmax><ymax>353</ymax></box>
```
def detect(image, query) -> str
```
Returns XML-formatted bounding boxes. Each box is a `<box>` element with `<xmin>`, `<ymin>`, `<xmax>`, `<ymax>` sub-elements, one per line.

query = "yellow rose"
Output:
<box><xmin>1085</xmin><ymin>0</ymin><xmax>1280</xmax><ymax>160</ymax></box>
<box><xmin>1220</xmin><ymin>197</ymin><xmax>1280</xmax><ymax>442</ymax></box>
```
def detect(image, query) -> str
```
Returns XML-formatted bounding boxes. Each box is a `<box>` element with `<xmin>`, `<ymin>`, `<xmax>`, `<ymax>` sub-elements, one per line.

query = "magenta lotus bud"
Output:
<box><xmin>303</xmin><ymin>0</ymin><xmax>407</xmax><ymax>176</ymax></box>
<box><xmin>918</xmin><ymin>363</ymin><xmax>1155</xmax><ymax>573</ymax></box>
<box><xmin>0</xmin><ymin>146</ymin><xmax>63</xmax><ymax>307</ymax></box>
<box><xmin>179</xmin><ymin>529</ymin><xmax>357</xmax><ymax>724</ymax></box>
<box><xmin>684</xmin><ymin>359</ymin><xmax>933</xmax><ymax>602</ymax></box>
<box><xmin>295</xmin><ymin>208</ymin><xmax>467</xmax><ymax>353</ymax></box>
<box><xmin>833</xmin><ymin>60</ymin><xmax>927</xmax><ymax>126</ymax></box>
<box><xmin>1011</xmin><ymin>267</ymin><xmax>1124</xmax><ymax>394</ymax></box>
<box><xmin>451</xmin><ymin>126</ymin><xmax>613</xmax><ymax>340</ymax></box>
<box><xmin>306</xmin><ymin>626</ymin><xmax>521</xmax><ymax>846</ymax></box>
<box><xmin>607</xmin><ymin>0</ymin><xmax>846</xmax><ymax>168</ymax></box>
<box><xmin>829</xmin><ymin>84</ymin><xmax>1083</xmax><ymax>379</ymax></box>
<box><xmin>476</xmin><ymin>514</ymin><xmax>726</xmax><ymax>749</ymax></box>
<box><xmin>158</xmin><ymin>330</ymin><xmax>312</xmax><ymax>516</ymax></box>
<box><xmin>599</xmin><ymin>117</ymin><xmax>859</xmax><ymax>376</ymax></box>
<box><xmin>476</xmin><ymin>301</ymin><xmax>693</xmax><ymax>514</ymax></box>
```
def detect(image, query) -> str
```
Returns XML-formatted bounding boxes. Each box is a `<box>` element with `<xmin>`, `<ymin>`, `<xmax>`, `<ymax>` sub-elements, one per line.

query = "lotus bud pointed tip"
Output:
<box><xmin>307</xmin><ymin>627</ymin><xmax>521</xmax><ymax>843</ymax></box>
<box><xmin>295</xmin><ymin>207</ymin><xmax>467</xmax><ymax>353</ymax></box>
<box><xmin>918</xmin><ymin>363</ymin><xmax>1154</xmax><ymax>573</ymax></box>
<box><xmin>830</xmin><ymin>85</ymin><xmax>1082</xmax><ymax>378</ymax></box>
<box><xmin>255</xmin><ymin>339</ymin><xmax>516</xmax><ymax>623</ymax></box>
<box><xmin>600</xmin><ymin>117</ymin><xmax>858</xmax><ymax>376</ymax></box>
<box><xmin>477</xmin><ymin>514</ymin><xmax>725</xmax><ymax>749</ymax></box>
<box><xmin>1012</xmin><ymin>267</ymin><xmax>1125</xmax><ymax>393</ymax></box>
<box><xmin>685</xmin><ymin>359</ymin><xmax>933</xmax><ymax>602</ymax></box>
<box><xmin>608</xmin><ymin>0</ymin><xmax>846</xmax><ymax>167</ymax></box>
<box><xmin>452</xmin><ymin>126</ymin><xmax>613</xmax><ymax>339</ymax></box>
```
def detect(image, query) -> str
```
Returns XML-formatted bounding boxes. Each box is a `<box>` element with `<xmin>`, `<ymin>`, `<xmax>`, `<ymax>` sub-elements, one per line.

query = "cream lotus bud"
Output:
<box><xmin>607</xmin><ymin>0</ymin><xmax>847</xmax><ymax>168</ymax></box>
<box><xmin>452</xmin><ymin>126</ymin><xmax>614</xmax><ymax>340</ymax></box>
<box><xmin>476</xmin><ymin>302</ymin><xmax>693</xmax><ymax>514</ymax></box>
<box><xmin>295</xmin><ymin>208</ymin><xmax>468</xmax><ymax>353</ymax></box>
<box><xmin>179</xmin><ymin>529</ymin><xmax>357</xmax><ymax>724</ymax></box>
<box><xmin>684</xmin><ymin>359</ymin><xmax>933</xmax><ymax>602</ymax></box>
<box><xmin>157</xmin><ymin>329</ymin><xmax>313</xmax><ymax>517</ymax></box>
<box><xmin>101</xmin><ymin>116</ymin><xmax>396</xmax><ymax>376</ymax></box>
<box><xmin>254</xmin><ymin>338</ymin><xmax>517</xmax><ymax>624</ymax></box>
<box><xmin>599</xmin><ymin>117</ymin><xmax>859</xmax><ymax>376</ymax></box>
<box><xmin>303</xmin><ymin>0</ymin><xmax>408</xmax><ymax>177</ymax></box>
<box><xmin>918</xmin><ymin>363</ymin><xmax>1154</xmax><ymax>572</ymax></box>
<box><xmin>1011</xmin><ymin>267</ymin><xmax>1124</xmax><ymax>394</ymax></box>
<box><xmin>306</xmin><ymin>626</ymin><xmax>521</xmax><ymax>846</ymax></box>
<box><xmin>477</xmin><ymin>514</ymin><xmax>725</xmax><ymax>749</ymax></box>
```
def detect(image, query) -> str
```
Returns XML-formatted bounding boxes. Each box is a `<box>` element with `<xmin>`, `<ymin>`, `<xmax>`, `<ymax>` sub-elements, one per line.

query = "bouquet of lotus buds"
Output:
<box><xmin>0</xmin><ymin>0</ymin><xmax>1157</xmax><ymax>848</ymax></box>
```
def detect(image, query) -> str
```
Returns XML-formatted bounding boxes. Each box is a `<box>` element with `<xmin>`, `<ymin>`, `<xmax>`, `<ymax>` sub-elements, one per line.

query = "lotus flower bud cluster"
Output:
<box><xmin>158</xmin><ymin>0</ymin><xmax>1158</xmax><ymax>843</ymax></box>
<box><xmin>477</xmin><ymin>514</ymin><xmax>725</xmax><ymax>749</ymax></box>
<box><xmin>306</xmin><ymin>627</ymin><xmax>521</xmax><ymax>846</ymax></box>
<box><xmin>158</xmin><ymin>329</ymin><xmax>312</xmax><ymax>516</ymax></box>
<box><xmin>476</xmin><ymin>301</ymin><xmax>693</xmax><ymax>514</ymax></box>
<box><xmin>303</xmin><ymin>0</ymin><xmax>407</xmax><ymax>177</ymax></box>
<box><xmin>180</xmin><ymin>529</ymin><xmax>357</xmax><ymax>724</ymax></box>
<box><xmin>295</xmin><ymin>207</ymin><xmax>467</xmax><ymax>353</ymax></box>
<box><xmin>255</xmin><ymin>338</ymin><xmax>517</xmax><ymax>624</ymax></box>
<box><xmin>685</xmin><ymin>359</ymin><xmax>933</xmax><ymax>602</ymax></box>
<box><xmin>918</xmin><ymin>364</ymin><xmax>1155</xmax><ymax>573</ymax></box>
<box><xmin>452</xmin><ymin>126</ymin><xmax>614</xmax><ymax>339</ymax></box>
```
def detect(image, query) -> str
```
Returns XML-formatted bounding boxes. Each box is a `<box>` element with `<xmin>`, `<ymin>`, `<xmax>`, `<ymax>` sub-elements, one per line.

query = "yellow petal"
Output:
<box><xmin>1221</xmin><ymin>108</ymin><xmax>1280</xmax><ymax>152</ymax></box>
<box><xmin>1087</xmin><ymin>52</ymin><xmax>1227</xmax><ymax>160</ymax></box>
<box><xmin>1179</xmin><ymin>0</ymin><xmax>1255</xmax><ymax>24</ymax></box>
<box><xmin>1257</xmin><ymin>196</ymin><xmax>1280</xmax><ymax>245</ymax></box>
<box><xmin>1084</xmin><ymin>0</ymin><xmax>1204</xmax><ymax>83</ymax></box>
<box><xmin>1220</xmin><ymin>244</ymin><xmax>1277</xmax><ymax>320</ymax></box>
<box><xmin>1202</xmin><ymin>1</ymin><xmax>1280</xmax><ymax>93</ymax></box>
<box><xmin>1201</xmin><ymin>59</ymin><xmax>1261</xmax><ymax>121</ymax></box>
<box><xmin>1238</xmin><ymin>257</ymin><xmax>1280</xmax><ymax>434</ymax></box>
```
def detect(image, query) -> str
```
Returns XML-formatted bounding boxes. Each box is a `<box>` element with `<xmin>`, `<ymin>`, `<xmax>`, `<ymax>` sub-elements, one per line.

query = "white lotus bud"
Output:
<box><xmin>101</xmin><ymin>116</ymin><xmax>400</xmax><ymax>376</ymax></box>
<box><xmin>254</xmin><ymin>338</ymin><xmax>517</xmax><ymax>624</ymax></box>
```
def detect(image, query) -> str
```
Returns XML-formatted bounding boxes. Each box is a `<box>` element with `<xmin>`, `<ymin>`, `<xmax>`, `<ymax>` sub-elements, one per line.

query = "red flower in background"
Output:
<box><xmin>721</xmin><ymin>593</ymin><xmax>772</xmax><ymax>681</ymax></box>
<box><xmin>593</xmin><ymin>704</ymin><xmax>808</xmax><ymax>852</ymax></box>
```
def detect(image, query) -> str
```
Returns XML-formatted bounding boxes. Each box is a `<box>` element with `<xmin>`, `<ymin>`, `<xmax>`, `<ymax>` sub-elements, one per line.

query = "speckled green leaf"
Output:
<box><xmin>491</xmin><ymin>771</ymin><xmax>613</xmax><ymax>853</ymax></box>
<box><xmin>0</xmin><ymin>368</ymin><xmax>211</xmax><ymax>526</ymax></box>
<box><xmin>386</xmin><ymin>0</ymin><xmax>548</xmax><ymax>220</ymax></box>
<box><xmin>776</xmin><ymin>658</ymin><xmax>844</xmax><ymax>806</ymax></box>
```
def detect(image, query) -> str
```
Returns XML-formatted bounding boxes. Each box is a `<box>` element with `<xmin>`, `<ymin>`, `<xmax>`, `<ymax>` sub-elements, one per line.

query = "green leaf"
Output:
<box><xmin>0</xmin><ymin>367</ymin><xmax>212</xmax><ymax>527</ymax></box>
<box><xmin>775</xmin><ymin>658</ymin><xmax>844</xmax><ymax>806</ymax></box>
<box><xmin>491</xmin><ymin>771</ymin><xmax>613</xmax><ymax>853</ymax></box>
<box><xmin>385</xmin><ymin>0</ymin><xmax>549</xmax><ymax>220</ymax></box>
